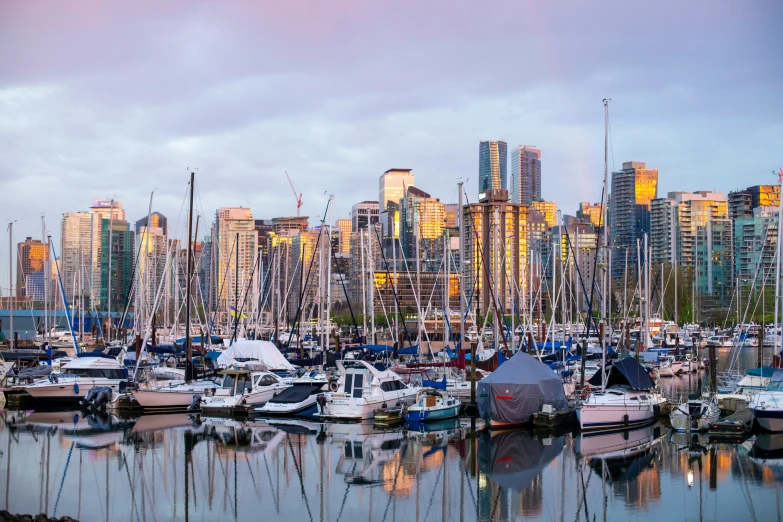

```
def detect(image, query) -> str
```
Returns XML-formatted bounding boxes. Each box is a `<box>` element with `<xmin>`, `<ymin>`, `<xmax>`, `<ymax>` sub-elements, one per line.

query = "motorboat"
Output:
<box><xmin>706</xmin><ymin>335</ymin><xmax>734</xmax><ymax>348</ymax></box>
<box><xmin>256</xmin><ymin>383</ymin><xmax>326</xmax><ymax>417</ymax></box>
<box><xmin>716</xmin><ymin>370</ymin><xmax>772</xmax><ymax>407</ymax></box>
<box><xmin>317</xmin><ymin>360</ymin><xmax>419</xmax><ymax>421</ymax></box>
<box><xmin>403</xmin><ymin>388</ymin><xmax>461</xmax><ymax>422</ymax></box>
<box><xmin>131</xmin><ymin>374</ymin><xmax>224</xmax><ymax>410</ymax></box>
<box><xmin>577</xmin><ymin>357</ymin><xmax>667</xmax><ymax>432</ymax></box>
<box><xmin>751</xmin><ymin>371</ymin><xmax>783</xmax><ymax>432</ymax></box>
<box><xmin>21</xmin><ymin>353</ymin><xmax>129</xmax><ymax>405</ymax></box>
<box><xmin>669</xmin><ymin>394</ymin><xmax>720</xmax><ymax>432</ymax></box>
<box><xmin>199</xmin><ymin>368</ymin><xmax>290</xmax><ymax>415</ymax></box>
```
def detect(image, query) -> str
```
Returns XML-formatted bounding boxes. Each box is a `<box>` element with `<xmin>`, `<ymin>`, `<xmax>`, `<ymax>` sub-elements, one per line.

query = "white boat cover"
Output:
<box><xmin>216</xmin><ymin>340</ymin><xmax>295</xmax><ymax>370</ymax></box>
<box><xmin>477</xmin><ymin>351</ymin><xmax>568</xmax><ymax>425</ymax></box>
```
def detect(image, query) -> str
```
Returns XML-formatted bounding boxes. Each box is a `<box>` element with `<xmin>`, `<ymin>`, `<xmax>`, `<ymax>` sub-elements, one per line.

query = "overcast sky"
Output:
<box><xmin>1</xmin><ymin>1</ymin><xmax>781</xmax><ymax>285</ymax></box>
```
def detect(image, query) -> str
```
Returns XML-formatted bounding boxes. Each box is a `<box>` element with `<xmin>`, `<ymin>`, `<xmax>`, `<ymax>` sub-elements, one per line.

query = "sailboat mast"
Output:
<box><xmin>8</xmin><ymin>221</ymin><xmax>14</xmax><ymax>351</ymax></box>
<box><xmin>458</xmin><ymin>181</ymin><xmax>465</xmax><ymax>358</ymax></box>
<box><xmin>773</xmin><ymin>169</ymin><xmax>783</xmax><ymax>361</ymax></box>
<box><xmin>42</xmin><ymin>216</ymin><xmax>48</xmax><ymax>347</ymax></box>
<box><xmin>601</xmin><ymin>98</ymin><xmax>610</xmax><ymax>382</ymax></box>
<box><xmin>185</xmin><ymin>172</ymin><xmax>195</xmax><ymax>382</ymax></box>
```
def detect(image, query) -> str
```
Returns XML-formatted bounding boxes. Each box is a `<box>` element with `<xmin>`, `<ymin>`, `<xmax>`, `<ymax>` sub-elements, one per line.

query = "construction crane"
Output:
<box><xmin>284</xmin><ymin>171</ymin><xmax>303</xmax><ymax>217</ymax></box>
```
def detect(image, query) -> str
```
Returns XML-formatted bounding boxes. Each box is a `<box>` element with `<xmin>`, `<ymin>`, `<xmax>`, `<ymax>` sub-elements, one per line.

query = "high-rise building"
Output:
<box><xmin>729</xmin><ymin>185</ymin><xmax>781</xmax><ymax>221</ymax></box>
<box><xmin>60</xmin><ymin>211</ymin><xmax>92</xmax><ymax>306</ymax></box>
<box><xmin>379</xmin><ymin>169</ymin><xmax>415</xmax><ymax>238</ymax></box>
<box><xmin>99</xmin><ymin>218</ymin><xmax>135</xmax><ymax>311</ymax></box>
<box><xmin>479</xmin><ymin>141</ymin><xmax>507</xmax><ymax>202</ymax></box>
<box><xmin>609</xmin><ymin>162</ymin><xmax>658</xmax><ymax>278</ymax></box>
<box><xmin>336</xmin><ymin>219</ymin><xmax>352</xmax><ymax>255</ymax></box>
<box><xmin>462</xmin><ymin>189</ymin><xmax>527</xmax><ymax>314</ymax></box>
<box><xmin>650</xmin><ymin>191</ymin><xmax>732</xmax><ymax>305</ymax></box>
<box><xmin>734</xmin><ymin>207</ymin><xmax>778</xmax><ymax>288</ymax></box>
<box><xmin>510</xmin><ymin>145</ymin><xmax>541</xmax><ymax>205</ymax></box>
<box><xmin>90</xmin><ymin>199</ymin><xmax>125</xmax><ymax>307</ymax></box>
<box><xmin>135</xmin><ymin>225</ymin><xmax>167</xmax><ymax>319</ymax></box>
<box><xmin>552</xmin><ymin>223</ymin><xmax>598</xmax><ymax>312</ymax></box>
<box><xmin>135</xmin><ymin>212</ymin><xmax>168</xmax><ymax>236</ymax></box>
<box><xmin>577</xmin><ymin>202</ymin><xmax>604</xmax><ymax>227</ymax></box>
<box><xmin>351</xmin><ymin>201</ymin><xmax>380</xmax><ymax>232</ymax></box>
<box><xmin>399</xmin><ymin>187</ymin><xmax>446</xmax><ymax>261</ymax></box>
<box><xmin>287</xmin><ymin>229</ymin><xmax>322</xmax><ymax>318</ymax></box>
<box><xmin>216</xmin><ymin>207</ymin><xmax>259</xmax><ymax>325</ymax></box>
<box><xmin>531</xmin><ymin>200</ymin><xmax>557</xmax><ymax>229</ymax></box>
<box><xmin>16</xmin><ymin>237</ymin><xmax>48</xmax><ymax>300</ymax></box>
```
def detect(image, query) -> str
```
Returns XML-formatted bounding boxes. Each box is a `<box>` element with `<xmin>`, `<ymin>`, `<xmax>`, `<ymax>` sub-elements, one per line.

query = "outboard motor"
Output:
<box><xmin>80</xmin><ymin>387</ymin><xmax>100</xmax><ymax>409</ymax></box>
<box><xmin>316</xmin><ymin>394</ymin><xmax>327</xmax><ymax>415</ymax></box>
<box><xmin>188</xmin><ymin>394</ymin><xmax>203</xmax><ymax>411</ymax></box>
<box><xmin>92</xmin><ymin>387</ymin><xmax>112</xmax><ymax>410</ymax></box>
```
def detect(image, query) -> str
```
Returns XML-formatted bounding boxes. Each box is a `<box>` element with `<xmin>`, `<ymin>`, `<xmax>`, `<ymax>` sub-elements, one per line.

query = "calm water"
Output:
<box><xmin>1</xmin><ymin>351</ymin><xmax>781</xmax><ymax>522</ymax></box>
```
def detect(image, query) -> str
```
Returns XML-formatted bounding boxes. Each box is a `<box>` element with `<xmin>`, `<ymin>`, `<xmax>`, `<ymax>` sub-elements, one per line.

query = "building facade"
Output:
<box><xmin>351</xmin><ymin>201</ymin><xmax>380</xmax><ymax>232</ymax></box>
<box><xmin>479</xmin><ymin>141</ymin><xmax>508</xmax><ymax>201</ymax></box>
<box><xmin>510</xmin><ymin>145</ymin><xmax>542</xmax><ymax>205</ymax></box>
<box><xmin>90</xmin><ymin>200</ymin><xmax>125</xmax><ymax>307</ymax></box>
<box><xmin>577</xmin><ymin>202</ymin><xmax>604</xmax><ymax>227</ymax></box>
<box><xmin>216</xmin><ymin>207</ymin><xmax>259</xmax><ymax>326</ymax></box>
<box><xmin>99</xmin><ymin>218</ymin><xmax>135</xmax><ymax>311</ymax></box>
<box><xmin>60</xmin><ymin>211</ymin><xmax>92</xmax><ymax>306</ymax></box>
<box><xmin>379</xmin><ymin>169</ymin><xmax>415</xmax><ymax>238</ymax></box>
<box><xmin>399</xmin><ymin>187</ymin><xmax>446</xmax><ymax>262</ymax></box>
<box><xmin>16</xmin><ymin>237</ymin><xmax>49</xmax><ymax>300</ymax></box>
<box><xmin>135</xmin><ymin>212</ymin><xmax>168</xmax><ymax>236</ymax></box>
<box><xmin>609</xmin><ymin>162</ymin><xmax>658</xmax><ymax>278</ymax></box>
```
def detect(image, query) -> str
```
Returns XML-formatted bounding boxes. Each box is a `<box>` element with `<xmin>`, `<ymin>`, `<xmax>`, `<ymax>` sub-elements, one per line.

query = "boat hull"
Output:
<box><xmin>256</xmin><ymin>396</ymin><xmax>319</xmax><ymax>417</ymax></box>
<box><xmin>404</xmin><ymin>405</ymin><xmax>460</xmax><ymax>422</ymax></box>
<box><xmin>754</xmin><ymin>408</ymin><xmax>783</xmax><ymax>432</ymax></box>
<box><xmin>577</xmin><ymin>403</ymin><xmax>656</xmax><ymax>431</ymax></box>
<box><xmin>320</xmin><ymin>390</ymin><xmax>418</xmax><ymax>421</ymax></box>
<box><xmin>131</xmin><ymin>389</ymin><xmax>201</xmax><ymax>409</ymax></box>
<box><xmin>23</xmin><ymin>378</ymin><xmax>125</xmax><ymax>403</ymax></box>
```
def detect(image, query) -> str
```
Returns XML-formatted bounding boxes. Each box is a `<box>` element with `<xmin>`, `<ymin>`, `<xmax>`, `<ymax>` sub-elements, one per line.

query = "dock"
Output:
<box><xmin>533</xmin><ymin>407</ymin><xmax>576</xmax><ymax>429</ymax></box>
<box><xmin>708</xmin><ymin>407</ymin><xmax>753</xmax><ymax>442</ymax></box>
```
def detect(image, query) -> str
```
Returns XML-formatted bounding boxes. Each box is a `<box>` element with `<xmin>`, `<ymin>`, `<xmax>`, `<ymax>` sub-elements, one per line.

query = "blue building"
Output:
<box><xmin>479</xmin><ymin>141</ymin><xmax>507</xmax><ymax>202</ymax></box>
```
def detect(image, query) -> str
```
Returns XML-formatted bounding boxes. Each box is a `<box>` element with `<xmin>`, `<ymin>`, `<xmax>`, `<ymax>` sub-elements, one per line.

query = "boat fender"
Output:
<box><xmin>74</xmin><ymin>383</ymin><xmax>79</xmax><ymax>395</ymax></box>
<box><xmin>382</xmin><ymin>403</ymin><xmax>387</xmax><ymax>409</ymax></box>
<box><xmin>580</xmin><ymin>387</ymin><xmax>592</xmax><ymax>400</ymax></box>
<box><xmin>329</xmin><ymin>381</ymin><xmax>338</xmax><ymax>392</ymax></box>
<box><xmin>623</xmin><ymin>414</ymin><xmax>629</xmax><ymax>426</ymax></box>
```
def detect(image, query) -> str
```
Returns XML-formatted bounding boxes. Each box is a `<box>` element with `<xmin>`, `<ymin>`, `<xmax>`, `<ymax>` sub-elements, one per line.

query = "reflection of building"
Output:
<box><xmin>479</xmin><ymin>141</ymin><xmax>507</xmax><ymax>201</ymax></box>
<box><xmin>510</xmin><ymin>145</ymin><xmax>541</xmax><ymax>205</ymax></box>
<box><xmin>609</xmin><ymin>162</ymin><xmax>658</xmax><ymax>278</ymax></box>
<box><xmin>463</xmin><ymin>189</ymin><xmax>528</xmax><ymax>314</ymax></box>
<box><xmin>16</xmin><ymin>237</ymin><xmax>49</xmax><ymax>300</ymax></box>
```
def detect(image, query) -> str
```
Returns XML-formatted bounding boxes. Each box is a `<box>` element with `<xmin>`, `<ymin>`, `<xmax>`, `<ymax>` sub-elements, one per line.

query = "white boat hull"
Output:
<box><xmin>23</xmin><ymin>378</ymin><xmax>124</xmax><ymax>402</ymax></box>
<box><xmin>320</xmin><ymin>390</ymin><xmax>418</xmax><ymax>421</ymax></box>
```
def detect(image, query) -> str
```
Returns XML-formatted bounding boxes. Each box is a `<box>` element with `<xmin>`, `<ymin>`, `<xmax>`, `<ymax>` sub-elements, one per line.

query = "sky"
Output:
<box><xmin>0</xmin><ymin>1</ymin><xmax>782</xmax><ymax>286</ymax></box>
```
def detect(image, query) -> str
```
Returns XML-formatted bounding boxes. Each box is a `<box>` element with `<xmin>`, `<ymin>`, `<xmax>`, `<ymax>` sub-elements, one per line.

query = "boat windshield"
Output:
<box><xmin>766</xmin><ymin>381</ymin><xmax>783</xmax><ymax>392</ymax></box>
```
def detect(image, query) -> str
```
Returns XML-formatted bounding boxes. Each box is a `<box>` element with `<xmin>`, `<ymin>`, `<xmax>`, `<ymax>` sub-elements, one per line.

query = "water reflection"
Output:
<box><xmin>2</xmin><ymin>409</ymin><xmax>783</xmax><ymax>521</ymax></box>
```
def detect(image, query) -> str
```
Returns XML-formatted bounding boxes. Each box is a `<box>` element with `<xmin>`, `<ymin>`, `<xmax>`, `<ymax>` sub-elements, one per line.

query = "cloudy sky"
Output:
<box><xmin>1</xmin><ymin>1</ymin><xmax>781</xmax><ymax>282</ymax></box>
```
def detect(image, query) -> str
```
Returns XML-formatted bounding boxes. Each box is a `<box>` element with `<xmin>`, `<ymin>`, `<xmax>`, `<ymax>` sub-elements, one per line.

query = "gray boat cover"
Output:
<box><xmin>477</xmin><ymin>351</ymin><xmax>568</xmax><ymax>425</ymax></box>
<box><xmin>479</xmin><ymin>431</ymin><xmax>565</xmax><ymax>490</ymax></box>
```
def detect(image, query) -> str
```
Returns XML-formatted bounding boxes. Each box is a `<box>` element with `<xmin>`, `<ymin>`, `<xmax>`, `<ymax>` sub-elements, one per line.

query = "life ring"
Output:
<box><xmin>329</xmin><ymin>381</ymin><xmax>339</xmax><ymax>392</ymax></box>
<box><xmin>580</xmin><ymin>387</ymin><xmax>592</xmax><ymax>400</ymax></box>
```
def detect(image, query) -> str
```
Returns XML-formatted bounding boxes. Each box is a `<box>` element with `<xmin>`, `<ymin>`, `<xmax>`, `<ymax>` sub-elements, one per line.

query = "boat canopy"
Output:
<box><xmin>422</xmin><ymin>376</ymin><xmax>447</xmax><ymax>390</ymax></box>
<box><xmin>268</xmin><ymin>384</ymin><xmax>323</xmax><ymax>404</ymax></box>
<box><xmin>477</xmin><ymin>351</ymin><xmax>568</xmax><ymax>425</ymax></box>
<box><xmin>588</xmin><ymin>357</ymin><xmax>654</xmax><ymax>390</ymax></box>
<box><xmin>747</xmin><ymin>366</ymin><xmax>777</xmax><ymax>378</ymax></box>
<box><xmin>216</xmin><ymin>340</ymin><xmax>295</xmax><ymax>370</ymax></box>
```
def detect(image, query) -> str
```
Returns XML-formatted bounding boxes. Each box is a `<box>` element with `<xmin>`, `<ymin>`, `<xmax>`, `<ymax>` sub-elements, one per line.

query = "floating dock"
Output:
<box><xmin>533</xmin><ymin>408</ymin><xmax>576</xmax><ymax>429</ymax></box>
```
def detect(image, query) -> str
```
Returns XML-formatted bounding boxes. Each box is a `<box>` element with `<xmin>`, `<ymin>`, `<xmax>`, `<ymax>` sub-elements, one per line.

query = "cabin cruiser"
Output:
<box><xmin>716</xmin><ymin>370</ymin><xmax>772</xmax><ymax>407</ymax></box>
<box><xmin>577</xmin><ymin>358</ymin><xmax>666</xmax><ymax>432</ymax></box>
<box><xmin>131</xmin><ymin>373</ymin><xmax>224</xmax><ymax>409</ymax></box>
<box><xmin>22</xmin><ymin>353</ymin><xmax>129</xmax><ymax>404</ymax></box>
<box><xmin>317</xmin><ymin>360</ymin><xmax>419</xmax><ymax>421</ymax></box>
<box><xmin>199</xmin><ymin>368</ymin><xmax>290</xmax><ymax>415</ymax></box>
<box><xmin>404</xmin><ymin>387</ymin><xmax>461</xmax><ymax>422</ymax></box>
<box><xmin>751</xmin><ymin>371</ymin><xmax>783</xmax><ymax>432</ymax></box>
<box><xmin>706</xmin><ymin>335</ymin><xmax>734</xmax><ymax>348</ymax></box>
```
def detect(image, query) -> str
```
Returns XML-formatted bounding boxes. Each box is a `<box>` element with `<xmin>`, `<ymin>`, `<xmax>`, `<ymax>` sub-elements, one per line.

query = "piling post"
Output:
<box><xmin>709</xmin><ymin>344</ymin><xmax>717</xmax><ymax>395</ymax></box>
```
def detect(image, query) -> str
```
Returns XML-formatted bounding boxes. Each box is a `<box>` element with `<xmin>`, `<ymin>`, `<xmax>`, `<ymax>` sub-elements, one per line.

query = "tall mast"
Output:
<box><xmin>107</xmin><ymin>198</ymin><xmax>114</xmax><ymax>342</ymax></box>
<box><xmin>326</xmin><ymin>195</ymin><xmax>334</xmax><ymax>353</ymax></box>
<box><xmin>458</xmin><ymin>181</ymin><xmax>465</xmax><ymax>358</ymax></box>
<box><xmin>8</xmin><ymin>221</ymin><xmax>14</xmax><ymax>351</ymax></box>
<box><xmin>774</xmin><ymin>168</ymin><xmax>783</xmax><ymax>361</ymax></box>
<box><xmin>42</xmin><ymin>216</ymin><xmax>48</xmax><ymax>347</ymax></box>
<box><xmin>601</xmin><ymin>98</ymin><xmax>610</xmax><ymax>373</ymax></box>
<box><xmin>185</xmin><ymin>172</ymin><xmax>195</xmax><ymax>382</ymax></box>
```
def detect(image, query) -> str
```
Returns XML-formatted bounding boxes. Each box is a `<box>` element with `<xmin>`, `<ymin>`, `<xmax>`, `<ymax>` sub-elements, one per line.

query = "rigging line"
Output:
<box><xmin>372</xmin><ymin>224</ymin><xmax>414</xmax><ymax>348</ymax></box>
<box><xmin>52</xmin><ymin>441</ymin><xmax>74</xmax><ymax>517</ymax></box>
<box><xmin>381</xmin><ymin>442</ymin><xmax>409</xmax><ymax>522</ymax></box>
<box><xmin>334</xmin><ymin>462</ymin><xmax>357</xmax><ymax>522</ymax></box>
<box><xmin>121</xmin><ymin>451</ymin><xmax>142</xmax><ymax>522</ymax></box>
<box><xmin>422</xmin><ymin>450</ymin><xmax>446</xmax><ymax>522</ymax></box>
<box><xmin>262</xmin><ymin>454</ymin><xmax>280</xmax><ymax>514</ymax></box>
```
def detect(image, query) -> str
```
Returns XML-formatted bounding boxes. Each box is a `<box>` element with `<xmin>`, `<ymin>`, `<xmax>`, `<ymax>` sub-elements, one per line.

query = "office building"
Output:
<box><xmin>729</xmin><ymin>185</ymin><xmax>780</xmax><ymax>221</ymax></box>
<box><xmin>90</xmin><ymin>199</ymin><xmax>125</xmax><ymax>307</ymax></box>
<box><xmin>99</xmin><ymin>218</ymin><xmax>135</xmax><ymax>311</ymax></box>
<box><xmin>216</xmin><ymin>207</ymin><xmax>259</xmax><ymax>325</ymax></box>
<box><xmin>552</xmin><ymin>223</ymin><xmax>598</xmax><ymax>313</ymax></box>
<box><xmin>462</xmin><ymin>189</ymin><xmax>528</xmax><ymax>314</ymax></box>
<box><xmin>351</xmin><ymin>201</ymin><xmax>380</xmax><ymax>232</ymax></box>
<box><xmin>379</xmin><ymin>169</ymin><xmax>415</xmax><ymax>238</ymax></box>
<box><xmin>135</xmin><ymin>212</ymin><xmax>168</xmax><ymax>236</ymax></box>
<box><xmin>577</xmin><ymin>202</ymin><xmax>604</xmax><ymax>227</ymax></box>
<box><xmin>479</xmin><ymin>141</ymin><xmax>507</xmax><ymax>201</ymax></box>
<box><xmin>609</xmin><ymin>162</ymin><xmax>658</xmax><ymax>278</ymax></box>
<box><xmin>336</xmin><ymin>219</ymin><xmax>352</xmax><ymax>255</ymax></box>
<box><xmin>532</xmin><ymin>200</ymin><xmax>557</xmax><ymax>228</ymax></box>
<box><xmin>135</xmin><ymin>225</ymin><xmax>167</xmax><ymax>316</ymax></box>
<box><xmin>399</xmin><ymin>187</ymin><xmax>446</xmax><ymax>261</ymax></box>
<box><xmin>510</xmin><ymin>145</ymin><xmax>541</xmax><ymax>205</ymax></box>
<box><xmin>16</xmin><ymin>237</ymin><xmax>48</xmax><ymax>300</ymax></box>
<box><xmin>60</xmin><ymin>211</ymin><xmax>92</xmax><ymax>306</ymax></box>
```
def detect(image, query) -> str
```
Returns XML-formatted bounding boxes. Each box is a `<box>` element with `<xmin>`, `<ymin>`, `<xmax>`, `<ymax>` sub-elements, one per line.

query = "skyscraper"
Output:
<box><xmin>336</xmin><ymin>219</ymin><xmax>352</xmax><ymax>255</ymax></box>
<box><xmin>216</xmin><ymin>207</ymin><xmax>259</xmax><ymax>325</ymax></box>
<box><xmin>60</xmin><ymin>211</ymin><xmax>92</xmax><ymax>306</ymax></box>
<box><xmin>351</xmin><ymin>201</ymin><xmax>380</xmax><ymax>232</ymax></box>
<box><xmin>399</xmin><ymin>186</ymin><xmax>446</xmax><ymax>260</ymax></box>
<box><xmin>510</xmin><ymin>145</ymin><xmax>541</xmax><ymax>205</ymax></box>
<box><xmin>479</xmin><ymin>141</ymin><xmax>507</xmax><ymax>202</ymax></box>
<box><xmin>99</xmin><ymin>217</ymin><xmax>135</xmax><ymax>311</ymax></box>
<box><xmin>90</xmin><ymin>199</ymin><xmax>125</xmax><ymax>307</ymax></box>
<box><xmin>135</xmin><ymin>212</ymin><xmax>168</xmax><ymax>236</ymax></box>
<box><xmin>609</xmin><ymin>162</ymin><xmax>658</xmax><ymax>278</ymax></box>
<box><xmin>379</xmin><ymin>169</ymin><xmax>415</xmax><ymax>238</ymax></box>
<box><xmin>16</xmin><ymin>237</ymin><xmax>48</xmax><ymax>300</ymax></box>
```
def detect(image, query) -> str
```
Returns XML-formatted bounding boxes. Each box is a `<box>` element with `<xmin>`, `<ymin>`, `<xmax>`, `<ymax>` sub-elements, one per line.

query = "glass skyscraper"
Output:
<box><xmin>510</xmin><ymin>145</ymin><xmax>541</xmax><ymax>205</ymax></box>
<box><xmin>479</xmin><ymin>141</ymin><xmax>507</xmax><ymax>201</ymax></box>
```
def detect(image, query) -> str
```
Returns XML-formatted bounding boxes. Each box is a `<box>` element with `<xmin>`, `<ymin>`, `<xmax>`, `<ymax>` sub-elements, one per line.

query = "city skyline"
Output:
<box><xmin>0</xmin><ymin>1</ymin><xmax>781</xmax><ymax>286</ymax></box>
